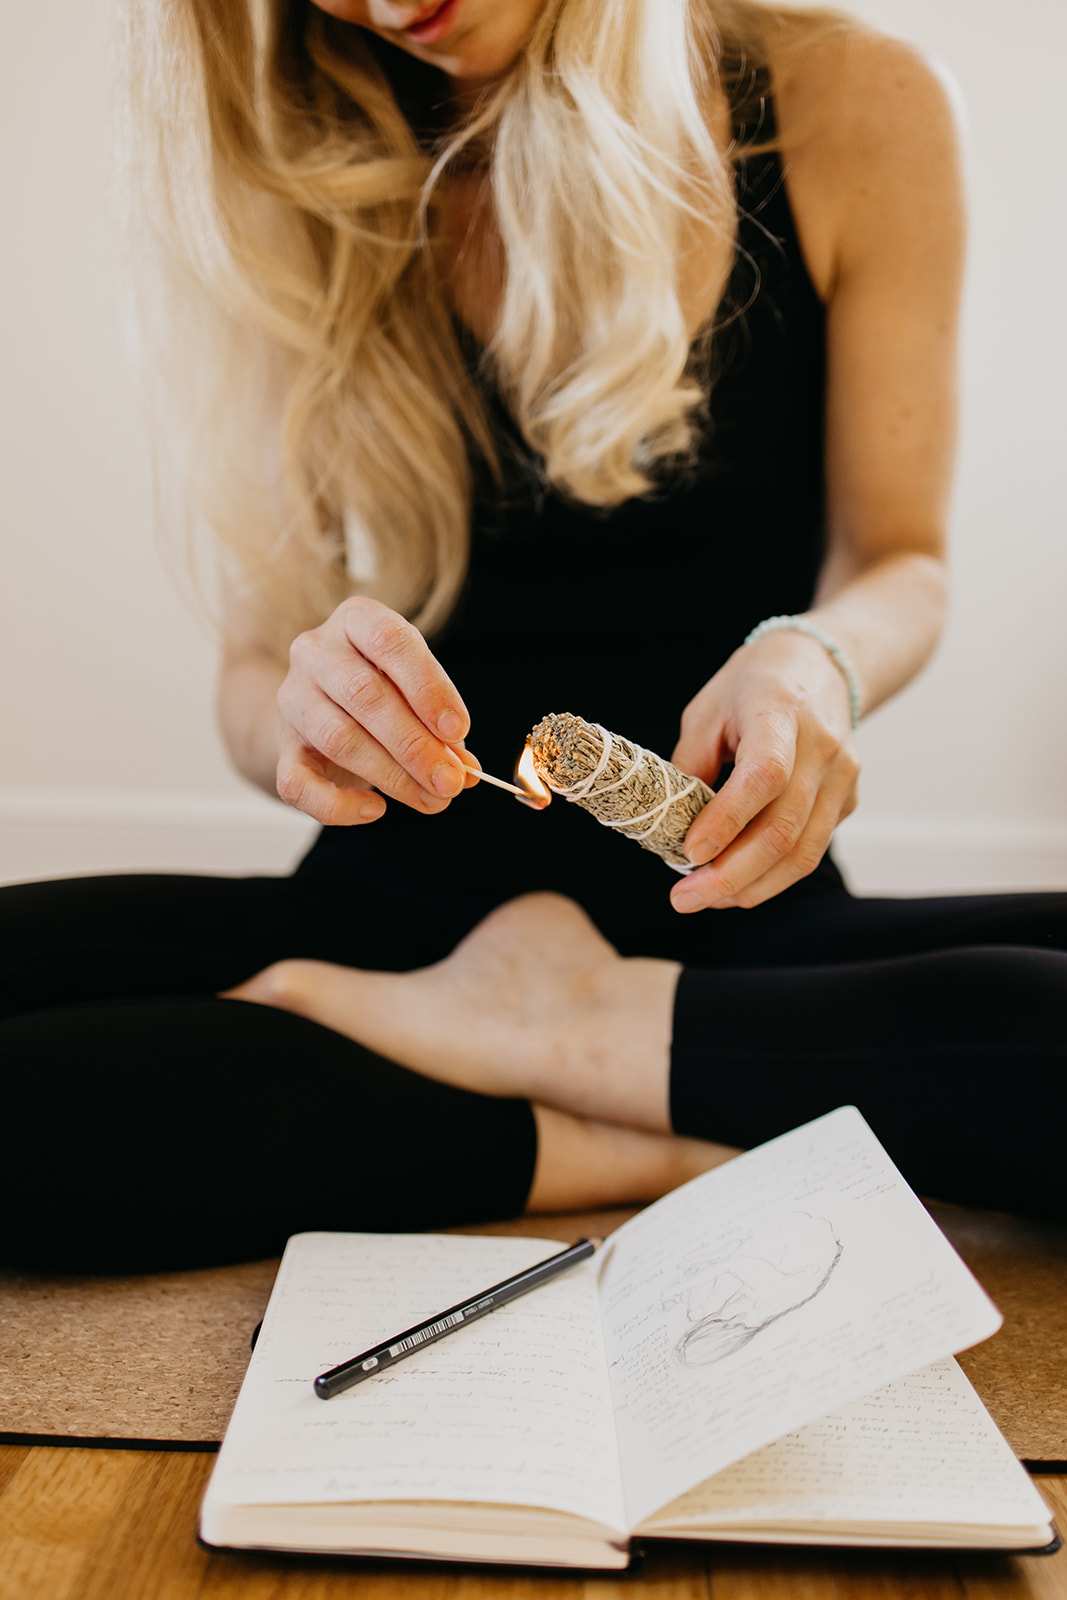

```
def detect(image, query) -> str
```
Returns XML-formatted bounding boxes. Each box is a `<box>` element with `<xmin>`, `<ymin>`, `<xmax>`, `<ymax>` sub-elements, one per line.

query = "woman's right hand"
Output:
<box><xmin>274</xmin><ymin>596</ymin><xmax>476</xmax><ymax>826</ymax></box>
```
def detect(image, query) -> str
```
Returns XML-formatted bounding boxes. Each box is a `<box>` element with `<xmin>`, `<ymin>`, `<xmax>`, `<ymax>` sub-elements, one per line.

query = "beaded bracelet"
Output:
<box><xmin>743</xmin><ymin>614</ymin><xmax>862</xmax><ymax>729</ymax></box>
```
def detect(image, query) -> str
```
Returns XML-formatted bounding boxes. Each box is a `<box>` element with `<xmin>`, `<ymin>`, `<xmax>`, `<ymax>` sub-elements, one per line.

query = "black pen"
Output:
<box><xmin>313</xmin><ymin>1237</ymin><xmax>600</xmax><ymax>1399</ymax></box>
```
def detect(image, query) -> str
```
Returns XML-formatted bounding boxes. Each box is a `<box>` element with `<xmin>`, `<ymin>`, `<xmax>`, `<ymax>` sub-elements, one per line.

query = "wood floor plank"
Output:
<box><xmin>75</xmin><ymin>1450</ymin><xmax>215</xmax><ymax>1600</ymax></box>
<box><xmin>1</xmin><ymin>1446</ymin><xmax>1063</xmax><ymax>1600</ymax></box>
<box><xmin>0</xmin><ymin>1443</ymin><xmax>30</xmax><ymax>1497</ymax></box>
<box><xmin>0</xmin><ymin>1445</ymin><xmax>142</xmax><ymax>1600</ymax></box>
<box><xmin>958</xmin><ymin>1556</ymin><xmax>1067</xmax><ymax>1600</ymax></box>
<box><xmin>595</xmin><ymin>1543</ymin><xmax>710</xmax><ymax>1600</ymax></box>
<box><xmin>833</xmin><ymin>1549</ymin><xmax>966</xmax><ymax>1599</ymax></box>
<box><xmin>1033</xmin><ymin>1475</ymin><xmax>1067</xmax><ymax>1535</ymax></box>
<box><xmin>449</xmin><ymin>1575</ymin><xmax>585</xmax><ymax>1600</ymax></box>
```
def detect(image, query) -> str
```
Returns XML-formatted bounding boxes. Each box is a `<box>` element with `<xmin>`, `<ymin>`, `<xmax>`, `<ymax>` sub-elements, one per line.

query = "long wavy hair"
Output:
<box><xmin>117</xmin><ymin>0</ymin><xmax>844</xmax><ymax>659</ymax></box>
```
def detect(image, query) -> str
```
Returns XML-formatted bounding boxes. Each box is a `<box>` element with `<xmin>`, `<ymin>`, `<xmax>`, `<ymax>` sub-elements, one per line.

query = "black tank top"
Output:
<box><xmin>297</xmin><ymin>97</ymin><xmax>831</xmax><ymax>950</ymax></box>
<box><xmin>434</xmin><ymin>99</ymin><xmax>826</xmax><ymax>779</ymax></box>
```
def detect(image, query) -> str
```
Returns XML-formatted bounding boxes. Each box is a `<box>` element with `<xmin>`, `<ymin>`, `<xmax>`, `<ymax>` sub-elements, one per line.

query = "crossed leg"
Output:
<box><xmin>223</xmin><ymin>892</ymin><xmax>739</xmax><ymax>1210</ymax></box>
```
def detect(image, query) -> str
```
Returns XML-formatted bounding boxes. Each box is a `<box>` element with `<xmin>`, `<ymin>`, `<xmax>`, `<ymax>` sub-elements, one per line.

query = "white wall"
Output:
<box><xmin>1</xmin><ymin>0</ymin><xmax>1064</xmax><ymax>892</ymax></box>
<box><xmin>824</xmin><ymin>0</ymin><xmax>1067</xmax><ymax>890</ymax></box>
<box><xmin>0</xmin><ymin>1</ymin><xmax>316</xmax><ymax>883</ymax></box>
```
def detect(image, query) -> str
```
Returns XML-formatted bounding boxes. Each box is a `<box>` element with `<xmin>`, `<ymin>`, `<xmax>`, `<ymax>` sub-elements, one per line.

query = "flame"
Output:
<box><xmin>514</xmin><ymin>742</ymin><xmax>552</xmax><ymax>810</ymax></box>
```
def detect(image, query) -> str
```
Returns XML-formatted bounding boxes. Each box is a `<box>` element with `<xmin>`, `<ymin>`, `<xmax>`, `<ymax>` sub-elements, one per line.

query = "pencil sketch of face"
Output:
<box><xmin>663</xmin><ymin>1211</ymin><xmax>844</xmax><ymax>1366</ymax></box>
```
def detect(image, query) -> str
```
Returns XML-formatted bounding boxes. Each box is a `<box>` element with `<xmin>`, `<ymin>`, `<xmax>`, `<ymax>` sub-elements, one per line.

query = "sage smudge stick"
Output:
<box><xmin>527</xmin><ymin>713</ymin><xmax>713</xmax><ymax>872</ymax></box>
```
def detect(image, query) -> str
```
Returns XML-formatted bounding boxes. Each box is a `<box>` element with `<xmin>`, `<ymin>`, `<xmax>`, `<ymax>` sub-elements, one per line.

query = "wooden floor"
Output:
<box><xmin>1</xmin><ymin>1443</ymin><xmax>1064</xmax><ymax>1600</ymax></box>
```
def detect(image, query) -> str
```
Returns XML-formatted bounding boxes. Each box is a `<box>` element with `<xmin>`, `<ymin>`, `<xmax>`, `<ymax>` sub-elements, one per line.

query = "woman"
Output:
<box><xmin>2</xmin><ymin>0</ymin><xmax>1063</xmax><ymax>1270</ymax></box>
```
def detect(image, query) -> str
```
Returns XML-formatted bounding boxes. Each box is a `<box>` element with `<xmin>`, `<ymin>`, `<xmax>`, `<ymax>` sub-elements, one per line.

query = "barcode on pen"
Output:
<box><xmin>389</xmin><ymin>1310</ymin><xmax>465</xmax><ymax>1357</ymax></box>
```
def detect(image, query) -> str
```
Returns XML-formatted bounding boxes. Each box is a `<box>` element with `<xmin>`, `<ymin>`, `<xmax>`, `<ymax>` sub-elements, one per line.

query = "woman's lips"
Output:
<box><xmin>404</xmin><ymin>0</ymin><xmax>462</xmax><ymax>45</ymax></box>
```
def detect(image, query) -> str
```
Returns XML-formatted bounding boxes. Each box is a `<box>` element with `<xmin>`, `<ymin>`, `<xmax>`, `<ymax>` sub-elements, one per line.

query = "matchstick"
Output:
<box><xmin>460</xmin><ymin>763</ymin><xmax>530</xmax><ymax>800</ymax></box>
<box><xmin>460</xmin><ymin>761</ymin><xmax>549</xmax><ymax>809</ymax></box>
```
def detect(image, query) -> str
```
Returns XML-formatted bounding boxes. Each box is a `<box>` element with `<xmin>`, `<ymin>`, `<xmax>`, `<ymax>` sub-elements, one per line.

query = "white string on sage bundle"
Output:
<box><xmin>527</xmin><ymin>713</ymin><xmax>713</xmax><ymax>873</ymax></box>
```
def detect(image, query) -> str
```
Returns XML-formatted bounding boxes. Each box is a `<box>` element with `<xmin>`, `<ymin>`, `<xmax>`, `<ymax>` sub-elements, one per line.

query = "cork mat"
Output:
<box><xmin>0</xmin><ymin>1204</ymin><xmax>1063</xmax><ymax>1462</ymax></box>
<box><xmin>926</xmin><ymin>1202</ymin><xmax>1067</xmax><ymax>1466</ymax></box>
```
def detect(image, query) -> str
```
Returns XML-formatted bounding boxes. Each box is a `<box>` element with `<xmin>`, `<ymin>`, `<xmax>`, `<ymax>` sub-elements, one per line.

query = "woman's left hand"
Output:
<box><xmin>669</xmin><ymin>629</ymin><xmax>860</xmax><ymax>913</ymax></box>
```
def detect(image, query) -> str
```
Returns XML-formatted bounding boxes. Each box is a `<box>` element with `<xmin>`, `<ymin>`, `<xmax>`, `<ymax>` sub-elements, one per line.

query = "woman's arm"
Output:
<box><xmin>217</xmin><ymin>633</ymin><xmax>288</xmax><ymax>800</ymax></box>
<box><xmin>671</xmin><ymin>30</ymin><xmax>966</xmax><ymax>913</ymax></box>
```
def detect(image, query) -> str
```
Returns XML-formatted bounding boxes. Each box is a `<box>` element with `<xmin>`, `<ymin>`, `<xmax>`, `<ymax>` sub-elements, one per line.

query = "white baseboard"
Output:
<box><xmin>0</xmin><ymin>787</ymin><xmax>318</xmax><ymax>886</ymax></box>
<box><xmin>833</xmin><ymin>819</ymin><xmax>1067</xmax><ymax>896</ymax></box>
<box><xmin>1</xmin><ymin>786</ymin><xmax>1065</xmax><ymax>896</ymax></box>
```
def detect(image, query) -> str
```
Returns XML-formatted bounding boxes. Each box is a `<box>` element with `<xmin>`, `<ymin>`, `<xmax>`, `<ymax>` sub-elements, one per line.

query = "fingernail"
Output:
<box><xmin>359</xmin><ymin>799</ymin><xmax>385</xmax><ymax>822</ymax></box>
<box><xmin>437</xmin><ymin>710</ymin><xmax>466</xmax><ymax>741</ymax></box>
<box><xmin>671</xmin><ymin>888</ymin><xmax>701</xmax><ymax>914</ymax></box>
<box><xmin>431</xmin><ymin>763</ymin><xmax>464</xmax><ymax>798</ymax></box>
<box><xmin>686</xmin><ymin>843</ymin><xmax>714</xmax><ymax>868</ymax></box>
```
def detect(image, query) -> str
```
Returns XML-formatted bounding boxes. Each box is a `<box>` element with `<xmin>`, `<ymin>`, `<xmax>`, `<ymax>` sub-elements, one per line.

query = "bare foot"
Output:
<box><xmin>222</xmin><ymin>892</ymin><xmax>681</xmax><ymax>1130</ymax></box>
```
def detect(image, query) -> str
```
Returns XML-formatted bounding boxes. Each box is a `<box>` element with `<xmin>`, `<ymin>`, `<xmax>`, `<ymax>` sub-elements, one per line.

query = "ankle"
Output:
<box><xmin>525</xmin><ymin>1107</ymin><xmax>737</xmax><ymax>1212</ymax></box>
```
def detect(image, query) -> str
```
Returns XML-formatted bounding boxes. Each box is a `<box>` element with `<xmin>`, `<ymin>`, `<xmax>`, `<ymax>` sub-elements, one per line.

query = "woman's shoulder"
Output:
<box><xmin>767</xmin><ymin>14</ymin><xmax>964</xmax><ymax>147</ymax></box>
<box><xmin>763</xmin><ymin>17</ymin><xmax>966</xmax><ymax>300</ymax></box>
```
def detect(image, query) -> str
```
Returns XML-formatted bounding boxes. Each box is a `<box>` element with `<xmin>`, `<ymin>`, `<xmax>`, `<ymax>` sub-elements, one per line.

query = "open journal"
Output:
<box><xmin>199</xmin><ymin>1107</ymin><xmax>1055</xmax><ymax>1568</ymax></box>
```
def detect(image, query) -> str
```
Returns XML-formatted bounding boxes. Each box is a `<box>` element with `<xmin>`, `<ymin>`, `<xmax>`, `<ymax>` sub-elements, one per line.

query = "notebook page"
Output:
<box><xmin>205</xmin><ymin>1232</ymin><xmax>626</xmax><ymax>1533</ymax></box>
<box><xmin>596</xmin><ymin>1108</ymin><xmax>1003</xmax><ymax>1530</ymax></box>
<box><xmin>645</xmin><ymin>1358</ymin><xmax>1051</xmax><ymax>1537</ymax></box>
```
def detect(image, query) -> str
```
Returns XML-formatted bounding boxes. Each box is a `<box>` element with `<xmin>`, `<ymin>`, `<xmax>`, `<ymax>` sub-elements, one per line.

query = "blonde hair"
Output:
<box><xmin>118</xmin><ymin>0</ymin><xmax>843</xmax><ymax>660</ymax></box>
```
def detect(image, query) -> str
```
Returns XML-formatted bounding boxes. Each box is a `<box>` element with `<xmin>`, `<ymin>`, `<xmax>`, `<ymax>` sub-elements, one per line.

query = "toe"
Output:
<box><xmin>220</xmin><ymin>959</ymin><xmax>316</xmax><ymax>1010</ymax></box>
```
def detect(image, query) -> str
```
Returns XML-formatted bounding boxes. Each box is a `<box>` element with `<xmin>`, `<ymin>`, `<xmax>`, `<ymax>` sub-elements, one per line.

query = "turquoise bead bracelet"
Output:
<box><xmin>743</xmin><ymin>614</ymin><xmax>862</xmax><ymax>729</ymax></box>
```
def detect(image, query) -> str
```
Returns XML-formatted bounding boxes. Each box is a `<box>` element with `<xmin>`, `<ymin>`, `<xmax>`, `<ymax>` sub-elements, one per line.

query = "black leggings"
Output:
<box><xmin>1</xmin><ymin>871</ymin><xmax>1064</xmax><ymax>1269</ymax></box>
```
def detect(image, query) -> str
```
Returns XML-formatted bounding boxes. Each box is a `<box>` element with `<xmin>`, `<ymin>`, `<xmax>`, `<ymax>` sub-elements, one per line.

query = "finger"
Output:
<box><xmin>457</xmin><ymin>750</ymin><xmax>484</xmax><ymax>790</ymax></box>
<box><xmin>671</xmin><ymin>717</ymin><xmax>730</xmax><ymax>787</ymax></box>
<box><xmin>711</xmin><ymin>788</ymin><xmax>850</xmax><ymax>909</ymax></box>
<box><xmin>283</xmin><ymin>671</ymin><xmax>461</xmax><ymax>810</ymax></box>
<box><xmin>839</xmin><ymin>778</ymin><xmax>859</xmax><ymax>822</ymax></box>
<box><xmin>671</xmin><ymin>789</ymin><xmax>815</xmax><ymax>913</ymax></box>
<box><xmin>302</xmin><ymin>640</ymin><xmax>463</xmax><ymax>800</ymax></box>
<box><xmin>276</xmin><ymin>697</ymin><xmax>449</xmax><ymax>818</ymax></box>
<box><xmin>672</xmin><ymin>774</ymin><xmax>855</xmax><ymax>914</ymax></box>
<box><xmin>339</xmin><ymin>598</ymin><xmax>470</xmax><ymax>744</ymax></box>
<box><xmin>275</xmin><ymin>740</ymin><xmax>388</xmax><ymax>827</ymax></box>
<box><xmin>682</xmin><ymin>716</ymin><xmax>798</xmax><ymax>869</ymax></box>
